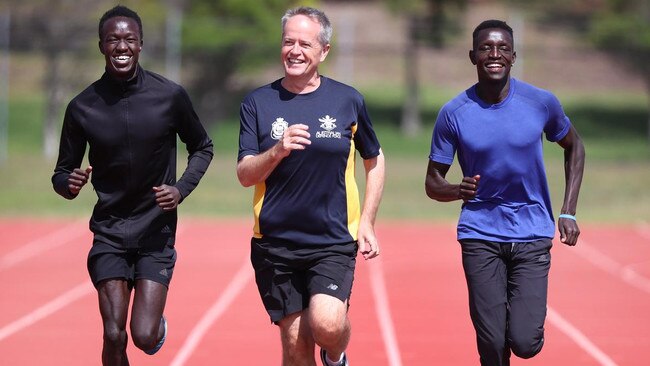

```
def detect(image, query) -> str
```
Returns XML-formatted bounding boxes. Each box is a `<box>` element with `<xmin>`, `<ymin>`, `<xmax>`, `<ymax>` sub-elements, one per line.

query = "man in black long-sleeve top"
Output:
<box><xmin>51</xmin><ymin>5</ymin><xmax>213</xmax><ymax>365</ymax></box>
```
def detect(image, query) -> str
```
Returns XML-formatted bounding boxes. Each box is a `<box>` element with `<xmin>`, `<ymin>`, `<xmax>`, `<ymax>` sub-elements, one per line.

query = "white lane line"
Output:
<box><xmin>547</xmin><ymin>306</ymin><xmax>619</xmax><ymax>366</ymax></box>
<box><xmin>170</xmin><ymin>256</ymin><xmax>253</xmax><ymax>366</ymax></box>
<box><xmin>575</xmin><ymin>240</ymin><xmax>650</xmax><ymax>294</ymax></box>
<box><xmin>368</xmin><ymin>258</ymin><xmax>403</xmax><ymax>366</ymax></box>
<box><xmin>0</xmin><ymin>220</ymin><xmax>88</xmax><ymax>270</ymax></box>
<box><xmin>0</xmin><ymin>281</ymin><xmax>94</xmax><ymax>341</ymax></box>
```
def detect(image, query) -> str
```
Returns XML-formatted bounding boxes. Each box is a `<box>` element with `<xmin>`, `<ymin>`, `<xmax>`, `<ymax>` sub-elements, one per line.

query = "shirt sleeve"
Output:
<box><xmin>543</xmin><ymin>92</ymin><xmax>571</xmax><ymax>142</ymax></box>
<box><xmin>429</xmin><ymin>106</ymin><xmax>457</xmax><ymax>165</ymax></box>
<box><xmin>174</xmin><ymin>86</ymin><xmax>214</xmax><ymax>200</ymax></box>
<box><xmin>51</xmin><ymin>102</ymin><xmax>87</xmax><ymax>199</ymax></box>
<box><xmin>238</xmin><ymin>95</ymin><xmax>260</xmax><ymax>161</ymax></box>
<box><xmin>352</xmin><ymin>95</ymin><xmax>381</xmax><ymax>160</ymax></box>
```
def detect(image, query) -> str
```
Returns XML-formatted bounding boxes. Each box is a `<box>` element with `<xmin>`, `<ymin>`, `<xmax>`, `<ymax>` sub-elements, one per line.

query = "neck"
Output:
<box><xmin>476</xmin><ymin>77</ymin><xmax>511</xmax><ymax>104</ymax></box>
<box><xmin>281</xmin><ymin>73</ymin><xmax>321</xmax><ymax>94</ymax></box>
<box><xmin>109</xmin><ymin>66</ymin><xmax>139</xmax><ymax>83</ymax></box>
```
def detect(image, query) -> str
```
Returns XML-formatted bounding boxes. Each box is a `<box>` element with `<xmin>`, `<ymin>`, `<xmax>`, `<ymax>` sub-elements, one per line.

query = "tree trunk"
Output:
<box><xmin>43</xmin><ymin>51</ymin><xmax>64</xmax><ymax>159</ymax></box>
<box><xmin>647</xmin><ymin>79</ymin><xmax>650</xmax><ymax>146</ymax></box>
<box><xmin>0</xmin><ymin>11</ymin><xmax>9</xmax><ymax>164</ymax></box>
<box><xmin>401</xmin><ymin>17</ymin><xmax>421</xmax><ymax>137</ymax></box>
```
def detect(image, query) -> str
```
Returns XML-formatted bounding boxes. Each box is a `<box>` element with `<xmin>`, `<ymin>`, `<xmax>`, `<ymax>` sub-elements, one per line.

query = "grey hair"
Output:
<box><xmin>281</xmin><ymin>6</ymin><xmax>332</xmax><ymax>46</ymax></box>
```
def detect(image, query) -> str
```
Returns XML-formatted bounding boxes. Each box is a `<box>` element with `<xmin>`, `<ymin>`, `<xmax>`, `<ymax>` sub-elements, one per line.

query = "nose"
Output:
<box><xmin>489</xmin><ymin>46</ymin><xmax>499</xmax><ymax>58</ymax></box>
<box><xmin>289</xmin><ymin>42</ymin><xmax>301</xmax><ymax>55</ymax></box>
<box><xmin>116</xmin><ymin>39</ymin><xmax>128</xmax><ymax>51</ymax></box>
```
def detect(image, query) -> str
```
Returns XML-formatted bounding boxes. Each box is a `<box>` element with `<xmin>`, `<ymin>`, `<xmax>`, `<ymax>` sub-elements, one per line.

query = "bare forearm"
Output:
<box><xmin>424</xmin><ymin>160</ymin><xmax>478</xmax><ymax>202</ymax></box>
<box><xmin>237</xmin><ymin>145</ymin><xmax>285</xmax><ymax>187</ymax></box>
<box><xmin>238</xmin><ymin>123</ymin><xmax>311</xmax><ymax>187</ymax></box>
<box><xmin>425</xmin><ymin>179</ymin><xmax>461</xmax><ymax>202</ymax></box>
<box><xmin>561</xmin><ymin>136</ymin><xmax>585</xmax><ymax>215</ymax></box>
<box><xmin>360</xmin><ymin>151</ymin><xmax>385</xmax><ymax>225</ymax></box>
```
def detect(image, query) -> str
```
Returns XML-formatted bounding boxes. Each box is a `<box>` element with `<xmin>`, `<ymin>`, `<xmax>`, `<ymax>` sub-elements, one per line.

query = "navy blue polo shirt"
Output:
<box><xmin>238</xmin><ymin>77</ymin><xmax>381</xmax><ymax>245</ymax></box>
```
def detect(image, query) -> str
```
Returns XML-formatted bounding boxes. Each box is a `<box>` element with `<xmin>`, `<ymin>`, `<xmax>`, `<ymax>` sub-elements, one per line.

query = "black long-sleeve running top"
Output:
<box><xmin>52</xmin><ymin>66</ymin><xmax>213</xmax><ymax>249</ymax></box>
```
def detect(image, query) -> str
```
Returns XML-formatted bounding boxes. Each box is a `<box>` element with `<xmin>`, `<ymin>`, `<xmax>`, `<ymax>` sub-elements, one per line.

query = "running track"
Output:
<box><xmin>1</xmin><ymin>218</ymin><xmax>649</xmax><ymax>365</ymax></box>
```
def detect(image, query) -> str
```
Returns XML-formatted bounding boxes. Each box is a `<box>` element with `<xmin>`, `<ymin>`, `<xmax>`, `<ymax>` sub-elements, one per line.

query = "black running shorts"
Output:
<box><xmin>250</xmin><ymin>237</ymin><xmax>357</xmax><ymax>323</ymax></box>
<box><xmin>87</xmin><ymin>240</ymin><xmax>176</xmax><ymax>289</ymax></box>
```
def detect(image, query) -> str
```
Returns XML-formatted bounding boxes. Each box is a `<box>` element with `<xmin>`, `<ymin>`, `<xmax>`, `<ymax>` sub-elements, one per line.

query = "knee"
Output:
<box><xmin>131</xmin><ymin>326</ymin><xmax>159</xmax><ymax>351</ymax></box>
<box><xmin>477</xmin><ymin>333</ymin><xmax>507</xmax><ymax>360</ymax></box>
<box><xmin>103</xmin><ymin>324</ymin><xmax>128</xmax><ymax>349</ymax></box>
<box><xmin>310</xmin><ymin>316</ymin><xmax>349</xmax><ymax>345</ymax></box>
<box><xmin>510</xmin><ymin>335</ymin><xmax>544</xmax><ymax>359</ymax></box>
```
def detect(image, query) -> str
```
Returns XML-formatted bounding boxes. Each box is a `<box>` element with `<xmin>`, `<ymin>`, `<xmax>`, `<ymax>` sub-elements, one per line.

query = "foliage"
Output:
<box><xmin>506</xmin><ymin>0</ymin><xmax>650</xmax><ymax>87</ymax></box>
<box><xmin>181</xmin><ymin>0</ymin><xmax>315</xmax><ymax>122</ymax></box>
<box><xmin>383</xmin><ymin>0</ymin><xmax>467</xmax><ymax>47</ymax></box>
<box><xmin>589</xmin><ymin>2</ymin><xmax>650</xmax><ymax>85</ymax></box>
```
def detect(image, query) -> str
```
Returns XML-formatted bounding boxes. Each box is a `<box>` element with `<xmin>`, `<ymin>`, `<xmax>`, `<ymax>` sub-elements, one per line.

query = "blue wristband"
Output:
<box><xmin>558</xmin><ymin>214</ymin><xmax>577</xmax><ymax>221</ymax></box>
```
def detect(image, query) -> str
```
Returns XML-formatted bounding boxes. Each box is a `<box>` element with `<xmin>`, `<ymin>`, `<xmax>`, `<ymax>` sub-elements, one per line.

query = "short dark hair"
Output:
<box><xmin>98</xmin><ymin>5</ymin><xmax>143</xmax><ymax>40</ymax></box>
<box><xmin>472</xmin><ymin>20</ymin><xmax>513</xmax><ymax>48</ymax></box>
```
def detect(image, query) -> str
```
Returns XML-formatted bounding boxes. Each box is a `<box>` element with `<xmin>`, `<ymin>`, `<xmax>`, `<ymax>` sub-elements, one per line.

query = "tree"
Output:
<box><xmin>180</xmin><ymin>0</ymin><xmax>313</xmax><ymax>123</ymax></box>
<box><xmin>589</xmin><ymin>0</ymin><xmax>650</xmax><ymax>142</ymax></box>
<box><xmin>383</xmin><ymin>0</ymin><xmax>467</xmax><ymax>136</ymax></box>
<box><xmin>9</xmin><ymin>0</ymin><xmax>99</xmax><ymax>158</ymax></box>
<box><xmin>508</xmin><ymin>0</ymin><xmax>650</xmax><ymax>143</ymax></box>
<box><xmin>8</xmin><ymin>0</ymin><xmax>167</xmax><ymax>158</ymax></box>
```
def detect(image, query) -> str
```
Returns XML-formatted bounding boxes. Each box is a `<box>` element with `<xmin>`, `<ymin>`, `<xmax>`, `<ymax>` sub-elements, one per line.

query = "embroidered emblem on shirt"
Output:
<box><xmin>271</xmin><ymin>117</ymin><xmax>288</xmax><ymax>140</ymax></box>
<box><xmin>316</xmin><ymin>115</ymin><xmax>341</xmax><ymax>139</ymax></box>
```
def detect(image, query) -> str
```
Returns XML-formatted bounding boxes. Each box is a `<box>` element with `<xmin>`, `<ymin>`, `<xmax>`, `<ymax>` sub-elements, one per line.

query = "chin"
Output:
<box><xmin>284</xmin><ymin>70</ymin><xmax>305</xmax><ymax>79</ymax></box>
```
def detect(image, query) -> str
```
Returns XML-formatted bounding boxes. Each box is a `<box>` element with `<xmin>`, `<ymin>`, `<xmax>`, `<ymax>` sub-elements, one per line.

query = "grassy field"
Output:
<box><xmin>1</xmin><ymin>90</ymin><xmax>649</xmax><ymax>223</ymax></box>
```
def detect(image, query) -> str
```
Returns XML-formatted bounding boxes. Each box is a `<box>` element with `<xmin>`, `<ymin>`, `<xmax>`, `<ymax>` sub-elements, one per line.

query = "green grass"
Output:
<box><xmin>1</xmin><ymin>91</ymin><xmax>649</xmax><ymax>223</ymax></box>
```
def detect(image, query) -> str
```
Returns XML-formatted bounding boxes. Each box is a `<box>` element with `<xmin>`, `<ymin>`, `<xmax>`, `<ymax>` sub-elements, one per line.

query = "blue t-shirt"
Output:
<box><xmin>239</xmin><ymin>77</ymin><xmax>381</xmax><ymax>245</ymax></box>
<box><xmin>429</xmin><ymin>78</ymin><xmax>571</xmax><ymax>242</ymax></box>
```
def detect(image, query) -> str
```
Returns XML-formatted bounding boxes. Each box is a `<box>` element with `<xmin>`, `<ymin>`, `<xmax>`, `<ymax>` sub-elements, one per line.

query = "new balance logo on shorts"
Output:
<box><xmin>327</xmin><ymin>283</ymin><xmax>339</xmax><ymax>291</ymax></box>
<box><xmin>159</xmin><ymin>269</ymin><xmax>169</xmax><ymax>277</ymax></box>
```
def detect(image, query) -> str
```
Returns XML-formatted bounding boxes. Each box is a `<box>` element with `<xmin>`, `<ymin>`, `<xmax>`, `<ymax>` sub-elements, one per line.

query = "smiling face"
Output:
<box><xmin>99</xmin><ymin>16</ymin><xmax>142</xmax><ymax>81</ymax></box>
<box><xmin>470</xmin><ymin>27</ymin><xmax>516</xmax><ymax>83</ymax></box>
<box><xmin>281</xmin><ymin>14</ymin><xmax>330</xmax><ymax>82</ymax></box>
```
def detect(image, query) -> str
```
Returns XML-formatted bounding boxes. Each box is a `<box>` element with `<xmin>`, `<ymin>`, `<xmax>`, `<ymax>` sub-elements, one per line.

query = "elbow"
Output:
<box><xmin>424</xmin><ymin>182</ymin><xmax>438</xmax><ymax>201</ymax></box>
<box><xmin>424</xmin><ymin>178</ymin><xmax>441</xmax><ymax>201</ymax></box>
<box><xmin>237</xmin><ymin>173</ymin><xmax>253</xmax><ymax>188</ymax></box>
<box><xmin>239</xmin><ymin>179</ymin><xmax>254</xmax><ymax>188</ymax></box>
<box><xmin>425</xmin><ymin>182</ymin><xmax>452</xmax><ymax>202</ymax></box>
<box><xmin>425</xmin><ymin>185</ymin><xmax>439</xmax><ymax>201</ymax></box>
<box><xmin>236</xmin><ymin>169</ymin><xmax>255</xmax><ymax>188</ymax></box>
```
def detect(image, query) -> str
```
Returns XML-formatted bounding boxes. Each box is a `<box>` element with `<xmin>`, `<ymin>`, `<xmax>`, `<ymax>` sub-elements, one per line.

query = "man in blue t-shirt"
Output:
<box><xmin>425</xmin><ymin>20</ymin><xmax>585</xmax><ymax>365</ymax></box>
<box><xmin>237</xmin><ymin>7</ymin><xmax>385</xmax><ymax>366</ymax></box>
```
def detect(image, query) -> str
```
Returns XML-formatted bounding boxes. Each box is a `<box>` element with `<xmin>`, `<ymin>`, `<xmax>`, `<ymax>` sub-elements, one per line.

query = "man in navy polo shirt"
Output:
<box><xmin>237</xmin><ymin>6</ymin><xmax>385</xmax><ymax>366</ymax></box>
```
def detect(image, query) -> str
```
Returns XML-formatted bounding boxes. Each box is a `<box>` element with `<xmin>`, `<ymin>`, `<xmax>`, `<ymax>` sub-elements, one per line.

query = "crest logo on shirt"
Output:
<box><xmin>316</xmin><ymin>115</ymin><xmax>341</xmax><ymax>139</ymax></box>
<box><xmin>319</xmin><ymin>115</ymin><xmax>337</xmax><ymax>131</ymax></box>
<box><xmin>270</xmin><ymin>117</ymin><xmax>288</xmax><ymax>140</ymax></box>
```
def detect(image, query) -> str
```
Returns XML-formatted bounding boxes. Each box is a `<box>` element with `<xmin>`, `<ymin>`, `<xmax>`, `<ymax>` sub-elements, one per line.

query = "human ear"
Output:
<box><xmin>469</xmin><ymin>50</ymin><xmax>477</xmax><ymax>65</ymax></box>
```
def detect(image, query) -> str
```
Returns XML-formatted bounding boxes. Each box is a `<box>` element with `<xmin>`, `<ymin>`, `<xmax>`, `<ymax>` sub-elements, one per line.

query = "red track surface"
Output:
<box><xmin>1</xmin><ymin>218</ymin><xmax>648</xmax><ymax>365</ymax></box>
